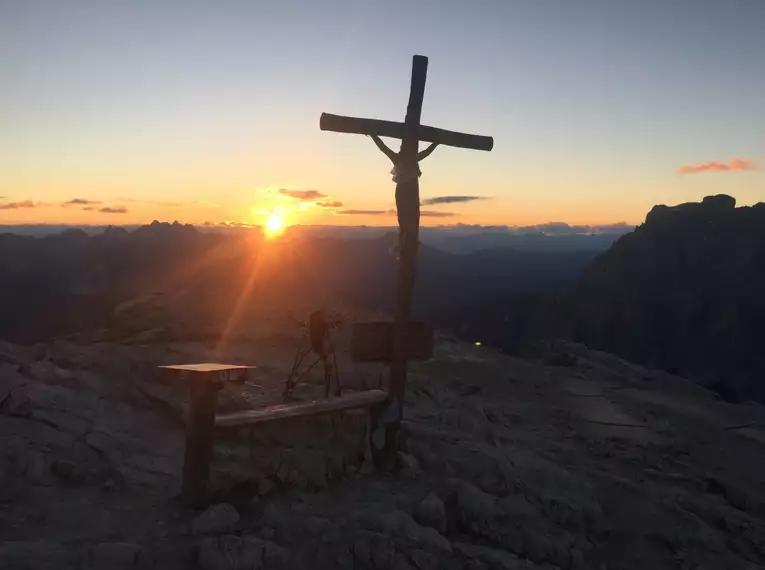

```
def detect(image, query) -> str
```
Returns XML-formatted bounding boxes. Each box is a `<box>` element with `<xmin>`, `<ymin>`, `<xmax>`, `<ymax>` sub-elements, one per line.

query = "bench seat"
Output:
<box><xmin>215</xmin><ymin>389</ymin><xmax>387</xmax><ymax>428</ymax></box>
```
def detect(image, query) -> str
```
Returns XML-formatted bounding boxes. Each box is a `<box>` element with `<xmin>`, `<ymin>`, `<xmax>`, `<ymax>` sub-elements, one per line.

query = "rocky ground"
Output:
<box><xmin>2</xmin><ymin>325</ymin><xmax>765</xmax><ymax>569</ymax></box>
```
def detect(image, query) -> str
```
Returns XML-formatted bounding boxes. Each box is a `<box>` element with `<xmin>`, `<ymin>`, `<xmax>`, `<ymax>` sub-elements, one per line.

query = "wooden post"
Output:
<box><xmin>379</xmin><ymin>55</ymin><xmax>428</xmax><ymax>467</ymax></box>
<box><xmin>182</xmin><ymin>375</ymin><xmax>219</xmax><ymax>506</ymax></box>
<box><xmin>158</xmin><ymin>363</ymin><xmax>251</xmax><ymax>506</ymax></box>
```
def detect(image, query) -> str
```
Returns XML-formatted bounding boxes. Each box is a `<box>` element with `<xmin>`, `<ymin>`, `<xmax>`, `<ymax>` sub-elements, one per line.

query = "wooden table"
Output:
<box><xmin>159</xmin><ymin>363</ymin><xmax>252</xmax><ymax>505</ymax></box>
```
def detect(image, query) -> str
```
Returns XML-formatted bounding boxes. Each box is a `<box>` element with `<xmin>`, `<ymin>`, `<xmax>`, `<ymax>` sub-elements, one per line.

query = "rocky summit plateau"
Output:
<box><xmin>2</xmin><ymin>320</ymin><xmax>765</xmax><ymax>569</ymax></box>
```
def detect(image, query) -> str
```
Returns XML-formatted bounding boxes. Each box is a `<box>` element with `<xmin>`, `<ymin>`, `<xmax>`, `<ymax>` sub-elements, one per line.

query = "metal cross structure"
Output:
<box><xmin>320</xmin><ymin>54</ymin><xmax>493</xmax><ymax>467</ymax></box>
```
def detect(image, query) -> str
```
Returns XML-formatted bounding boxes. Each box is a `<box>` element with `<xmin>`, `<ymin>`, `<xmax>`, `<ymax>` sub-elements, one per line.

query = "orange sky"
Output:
<box><xmin>0</xmin><ymin>186</ymin><xmax>657</xmax><ymax>229</ymax></box>
<box><xmin>2</xmin><ymin>2</ymin><xmax>763</xmax><ymax>230</ymax></box>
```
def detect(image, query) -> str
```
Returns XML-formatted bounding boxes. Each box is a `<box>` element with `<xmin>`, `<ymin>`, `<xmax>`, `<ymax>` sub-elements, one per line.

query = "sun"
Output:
<box><xmin>264</xmin><ymin>212</ymin><xmax>285</xmax><ymax>238</ymax></box>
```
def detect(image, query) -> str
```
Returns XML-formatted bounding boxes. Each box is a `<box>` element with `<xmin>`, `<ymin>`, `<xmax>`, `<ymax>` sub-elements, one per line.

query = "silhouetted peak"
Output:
<box><xmin>645</xmin><ymin>195</ymin><xmax>738</xmax><ymax>226</ymax></box>
<box><xmin>99</xmin><ymin>226</ymin><xmax>129</xmax><ymax>244</ymax></box>
<box><xmin>103</xmin><ymin>225</ymin><xmax>128</xmax><ymax>235</ymax></box>
<box><xmin>58</xmin><ymin>228</ymin><xmax>89</xmax><ymax>241</ymax></box>
<box><xmin>138</xmin><ymin>220</ymin><xmax>197</xmax><ymax>235</ymax></box>
<box><xmin>701</xmin><ymin>194</ymin><xmax>736</xmax><ymax>210</ymax></box>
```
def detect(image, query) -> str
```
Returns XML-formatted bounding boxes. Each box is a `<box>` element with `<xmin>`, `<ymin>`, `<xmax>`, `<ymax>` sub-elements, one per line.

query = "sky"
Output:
<box><xmin>1</xmin><ymin>0</ymin><xmax>764</xmax><ymax>229</ymax></box>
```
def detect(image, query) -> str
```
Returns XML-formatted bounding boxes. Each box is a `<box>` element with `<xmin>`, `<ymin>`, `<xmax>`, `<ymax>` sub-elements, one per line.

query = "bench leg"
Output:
<box><xmin>182</xmin><ymin>377</ymin><xmax>219</xmax><ymax>506</ymax></box>
<box><xmin>369</xmin><ymin>396</ymin><xmax>402</xmax><ymax>470</ymax></box>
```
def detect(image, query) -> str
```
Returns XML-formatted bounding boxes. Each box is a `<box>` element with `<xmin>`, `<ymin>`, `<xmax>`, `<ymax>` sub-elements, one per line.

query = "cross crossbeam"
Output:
<box><xmin>319</xmin><ymin>114</ymin><xmax>494</xmax><ymax>151</ymax></box>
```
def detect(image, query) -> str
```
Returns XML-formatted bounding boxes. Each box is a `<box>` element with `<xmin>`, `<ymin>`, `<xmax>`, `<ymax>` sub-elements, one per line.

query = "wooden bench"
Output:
<box><xmin>163</xmin><ymin>322</ymin><xmax>434</xmax><ymax>505</ymax></box>
<box><xmin>216</xmin><ymin>389</ymin><xmax>387</xmax><ymax>428</ymax></box>
<box><xmin>160</xmin><ymin>363</ymin><xmax>389</xmax><ymax>506</ymax></box>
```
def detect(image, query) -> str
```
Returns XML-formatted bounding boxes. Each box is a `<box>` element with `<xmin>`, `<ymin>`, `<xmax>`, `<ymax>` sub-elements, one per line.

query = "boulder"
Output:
<box><xmin>455</xmin><ymin>482</ymin><xmax>501</xmax><ymax>527</ymax></box>
<box><xmin>192</xmin><ymin>503</ymin><xmax>240</xmax><ymax>535</ymax></box>
<box><xmin>50</xmin><ymin>459</ymin><xmax>86</xmax><ymax>485</ymax></box>
<box><xmin>198</xmin><ymin>535</ymin><xmax>264</xmax><ymax>570</ymax></box>
<box><xmin>0</xmin><ymin>541</ymin><xmax>74</xmax><ymax>570</ymax></box>
<box><xmin>414</xmin><ymin>493</ymin><xmax>446</xmax><ymax>534</ymax></box>
<box><xmin>374</xmin><ymin>511</ymin><xmax>451</xmax><ymax>553</ymax></box>
<box><xmin>84</xmin><ymin>542</ymin><xmax>152</xmax><ymax>569</ymax></box>
<box><xmin>397</xmin><ymin>452</ymin><xmax>421</xmax><ymax>478</ymax></box>
<box><xmin>452</xmin><ymin>542</ymin><xmax>523</xmax><ymax>570</ymax></box>
<box><xmin>258</xmin><ymin>477</ymin><xmax>276</xmax><ymax>496</ymax></box>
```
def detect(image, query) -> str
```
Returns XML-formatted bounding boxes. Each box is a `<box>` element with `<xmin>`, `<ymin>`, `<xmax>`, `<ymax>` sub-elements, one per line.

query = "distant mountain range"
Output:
<box><xmin>0</xmin><ymin>222</ymin><xmax>632</xmax><ymax>253</ymax></box>
<box><xmin>0</xmin><ymin>221</ymin><xmax>599</xmax><ymax>342</ymax></box>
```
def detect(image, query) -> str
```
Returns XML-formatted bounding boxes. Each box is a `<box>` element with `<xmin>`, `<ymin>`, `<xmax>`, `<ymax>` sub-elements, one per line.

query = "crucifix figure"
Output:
<box><xmin>367</xmin><ymin>133</ymin><xmax>439</xmax><ymax>256</ymax></box>
<box><xmin>320</xmin><ymin>55</ymin><xmax>493</xmax><ymax>467</ymax></box>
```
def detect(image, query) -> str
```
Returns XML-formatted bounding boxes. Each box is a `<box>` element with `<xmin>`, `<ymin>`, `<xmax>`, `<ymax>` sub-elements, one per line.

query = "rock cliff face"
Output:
<box><xmin>443</xmin><ymin>196</ymin><xmax>765</xmax><ymax>404</ymax></box>
<box><xmin>561</xmin><ymin>195</ymin><xmax>765</xmax><ymax>401</ymax></box>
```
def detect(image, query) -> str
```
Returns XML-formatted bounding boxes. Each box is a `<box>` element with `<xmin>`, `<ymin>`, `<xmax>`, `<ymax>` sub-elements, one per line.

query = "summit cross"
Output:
<box><xmin>319</xmin><ymin>54</ymin><xmax>494</xmax><ymax>466</ymax></box>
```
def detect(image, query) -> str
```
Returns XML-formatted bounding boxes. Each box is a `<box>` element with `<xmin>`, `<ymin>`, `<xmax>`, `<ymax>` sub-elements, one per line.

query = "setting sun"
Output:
<box><xmin>264</xmin><ymin>212</ymin><xmax>286</xmax><ymax>238</ymax></box>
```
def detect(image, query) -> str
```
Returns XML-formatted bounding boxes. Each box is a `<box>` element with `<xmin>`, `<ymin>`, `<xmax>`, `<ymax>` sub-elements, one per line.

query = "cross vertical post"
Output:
<box><xmin>382</xmin><ymin>55</ymin><xmax>428</xmax><ymax>466</ymax></box>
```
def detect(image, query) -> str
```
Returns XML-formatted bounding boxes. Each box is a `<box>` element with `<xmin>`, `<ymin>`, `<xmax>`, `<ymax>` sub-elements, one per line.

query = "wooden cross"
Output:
<box><xmin>320</xmin><ymin>55</ymin><xmax>493</xmax><ymax>467</ymax></box>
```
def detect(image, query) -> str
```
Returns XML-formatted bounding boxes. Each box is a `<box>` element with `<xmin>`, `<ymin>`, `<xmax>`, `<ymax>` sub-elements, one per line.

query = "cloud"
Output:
<box><xmin>99</xmin><ymin>206</ymin><xmax>128</xmax><ymax>214</ymax></box>
<box><xmin>316</xmin><ymin>200</ymin><xmax>344</xmax><ymax>209</ymax></box>
<box><xmin>0</xmin><ymin>200</ymin><xmax>36</xmax><ymax>210</ymax></box>
<box><xmin>336</xmin><ymin>209</ymin><xmax>391</xmax><ymax>216</ymax></box>
<box><xmin>83</xmin><ymin>207</ymin><xmax>95</xmax><ymax>211</ymax></box>
<box><xmin>335</xmin><ymin>208</ymin><xmax>455</xmax><ymax>218</ymax></box>
<box><xmin>115</xmin><ymin>197</ymin><xmax>202</xmax><ymax>207</ymax></box>
<box><xmin>204</xmin><ymin>220</ymin><xmax>257</xmax><ymax>228</ymax></box>
<box><xmin>63</xmin><ymin>198</ymin><xmax>102</xmax><ymax>207</ymax></box>
<box><xmin>508</xmin><ymin>222</ymin><xmax>633</xmax><ymax>236</ymax></box>
<box><xmin>677</xmin><ymin>158</ymin><xmax>758</xmax><ymax>175</ymax></box>
<box><xmin>278</xmin><ymin>189</ymin><xmax>327</xmax><ymax>201</ymax></box>
<box><xmin>421</xmin><ymin>195</ymin><xmax>489</xmax><ymax>205</ymax></box>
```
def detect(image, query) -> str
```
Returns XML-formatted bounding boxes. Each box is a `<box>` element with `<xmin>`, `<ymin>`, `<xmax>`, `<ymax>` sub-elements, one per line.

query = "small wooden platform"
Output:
<box><xmin>159</xmin><ymin>363</ymin><xmax>251</xmax><ymax>383</ymax></box>
<box><xmin>216</xmin><ymin>389</ymin><xmax>388</xmax><ymax>428</ymax></box>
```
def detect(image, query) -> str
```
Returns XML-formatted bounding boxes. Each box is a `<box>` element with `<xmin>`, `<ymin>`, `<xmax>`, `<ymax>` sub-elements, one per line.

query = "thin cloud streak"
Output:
<box><xmin>336</xmin><ymin>209</ymin><xmax>390</xmax><ymax>216</ymax></box>
<box><xmin>99</xmin><ymin>206</ymin><xmax>128</xmax><ymax>214</ymax></box>
<box><xmin>63</xmin><ymin>198</ymin><xmax>102</xmax><ymax>207</ymax></box>
<box><xmin>421</xmin><ymin>196</ymin><xmax>488</xmax><ymax>205</ymax></box>
<box><xmin>336</xmin><ymin>208</ymin><xmax>455</xmax><ymax>218</ymax></box>
<box><xmin>677</xmin><ymin>158</ymin><xmax>758</xmax><ymax>175</ymax></box>
<box><xmin>278</xmin><ymin>189</ymin><xmax>327</xmax><ymax>201</ymax></box>
<box><xmin>0</xmin><ymin>201</ymin><xmax>36</xmax><ymax>210</ymax></box>
<box><xmin>316</xmin><ymin>200</ymin><xmax>344</xmax><ymax>209</ymax></box>
<box><xmin>116</xmin><ymin>198</ymin><xmax>190</xmax><ymax>206</ymax></box>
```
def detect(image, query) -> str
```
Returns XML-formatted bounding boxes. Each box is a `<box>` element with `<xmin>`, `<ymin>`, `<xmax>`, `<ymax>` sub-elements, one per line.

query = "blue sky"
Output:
<box><xmin>1</xmin><ymin>0</ymin><xmax>763</xmax><ymax>226</ymax></box>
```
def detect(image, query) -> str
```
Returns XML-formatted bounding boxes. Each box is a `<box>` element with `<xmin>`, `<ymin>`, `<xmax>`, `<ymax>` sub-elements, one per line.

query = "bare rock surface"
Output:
<box><xmin>1</xmin><ymin>331</ymin><xmax>765</xmax><ymax>569</ymax></box>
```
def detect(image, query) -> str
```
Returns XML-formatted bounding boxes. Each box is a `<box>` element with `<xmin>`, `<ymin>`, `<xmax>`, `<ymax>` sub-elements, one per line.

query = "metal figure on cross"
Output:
<box><xmin>367</xmin><ymin>134</ymin><xmax>439</xmax><ymax>182</ymax></box>
<box><xmin>367</xmin><ymin>133</ymin><xmax>439</xmax><ymax>253</ymax></box>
